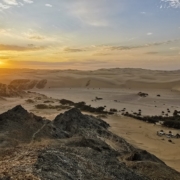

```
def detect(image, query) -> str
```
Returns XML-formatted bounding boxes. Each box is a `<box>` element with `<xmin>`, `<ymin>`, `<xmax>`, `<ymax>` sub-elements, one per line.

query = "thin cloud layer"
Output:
<box><xmin>3</xmin><ymin>0</ymin><xmax>18</xmax><ymax>5</ymax></box>
<box><xmin>161</xmin><ymin>0</ymin><xmax>180</xmax><ymax>8</ymax></box>
<box><xmin>0</xmin><ymin>44</ymin><xmax>45</xmax><ymax>51</ymax></box>
<box><xmin>0</xmin><ymin>1</ymin><xmax>180</xmax><ymax>70</ymax></box>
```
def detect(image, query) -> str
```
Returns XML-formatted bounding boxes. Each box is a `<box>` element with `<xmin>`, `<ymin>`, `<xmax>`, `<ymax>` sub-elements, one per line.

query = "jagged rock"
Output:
<box><xmin>0</xmin><ymin>105</ymin><xmax>53</xmax><ymax>145</ymax></box>
<box><xmin>53</xmin><ymin>108</ymin><xmax>109</xmax><ymax>137</ymax></box>
<box><xmin>0</xmin><ymin>107</ymin><xmax>180</xmax><ymax>179</ymax></box>
<box><xmin>33</xmin><ymin>141</ymin><xmax>146</xmax><ymax>180</ymax></box>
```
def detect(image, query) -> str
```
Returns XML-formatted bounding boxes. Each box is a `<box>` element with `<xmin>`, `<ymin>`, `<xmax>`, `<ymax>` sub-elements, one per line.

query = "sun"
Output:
<box><xmin>0</xmin><ymin>61</ymin><xmax>5</xmax><ymax>67</ymax></box>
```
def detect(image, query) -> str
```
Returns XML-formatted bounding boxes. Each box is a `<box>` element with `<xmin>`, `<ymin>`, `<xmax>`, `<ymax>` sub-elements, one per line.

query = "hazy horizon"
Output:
<box><xmin>0</xmin><ymin>0</ymin><xmax>180</xmax><ymax>70</ymax></box>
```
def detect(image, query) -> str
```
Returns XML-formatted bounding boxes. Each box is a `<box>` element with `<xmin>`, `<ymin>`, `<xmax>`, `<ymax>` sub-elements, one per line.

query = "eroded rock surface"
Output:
<box><xmin>0</xmin><ymin>106</ymin><xmax>180</xmax><ymax>180</ymax></box>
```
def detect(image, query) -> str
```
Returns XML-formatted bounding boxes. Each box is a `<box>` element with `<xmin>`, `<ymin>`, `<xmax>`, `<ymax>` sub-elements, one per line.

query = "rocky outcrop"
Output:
<box><xmin>53</xmin><ymin>108</ymin><xmax>110</xmax><ymax>137</ymax></box>
<box><xmin>33</xmin><ymin>139</ymin><xmax>146</xmax><ymax>180</ymax></box>
<box><xmin>10</xmin><ymin>79</ymin><xmax>47</xmax><ymax>90</ymax></box>
<box><xmin>0</xmin><ymin>106</ymin><xmax>180</xmax><ymax>179</ymax></box>
<box><xmin>0</xmin><ymin>105</ymin><xmax>55</xmax><ymax>146</ymax></box>
<box><xmin>0</xmin><ymin>83</ymin><xmax>26</xmax><ymax>97</ymax></box>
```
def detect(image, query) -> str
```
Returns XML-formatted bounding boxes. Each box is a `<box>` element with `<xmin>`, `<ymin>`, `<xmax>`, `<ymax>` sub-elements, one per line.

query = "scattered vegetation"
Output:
<box><xmin>95</xmin><ymin>97</ymin><xmax>103</xmax><ymax>100</ymax></box>
<box><xmin>59</xmin><ymin>99</ymin><xmax>114</xmax><ymax>114</ymax></box>
<box><xmin>110</xmin><ymin>108</ymin><xmax>118</xmax><ymax>112</ymax></box>
<box><xmin>44</xmin><ymin>100</ymin><xmax>54</xmax><ymax>103</ymax></box>
<box><xmin>35</xmin><ymin>104</ymin><xmax>71</xmax><ymax>110</ymax></box>
<box><xmin>25</xmin><ymin>99</ymin><xmax>35</xmax><ymax>103</ymax></box>
<box><xmin>124</xmin><ymin>109</ymin><xmax>180</xmax><ymax>129</ymax></box>
<box><xmin>138</xmin><ymin>92</ymin><xmax>148</xmax><ymax>97</ymax></box>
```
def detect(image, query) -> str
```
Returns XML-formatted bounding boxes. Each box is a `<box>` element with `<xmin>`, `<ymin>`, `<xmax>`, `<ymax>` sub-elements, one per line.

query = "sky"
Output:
<box><xmin>0</xmin><ymin>0</ymin><xmax>180</xmax><ymax>70</ymax></box>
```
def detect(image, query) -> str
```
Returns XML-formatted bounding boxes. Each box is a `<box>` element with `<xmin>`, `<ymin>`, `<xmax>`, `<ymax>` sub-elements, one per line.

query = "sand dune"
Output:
<box><xmin>1</xmin><ymin>68</ymin><xmax>180</xmax><ymax>90</ymax></box>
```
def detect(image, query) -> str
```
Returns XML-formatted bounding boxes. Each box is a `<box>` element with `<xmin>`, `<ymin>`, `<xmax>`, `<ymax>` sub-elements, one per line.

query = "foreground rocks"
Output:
<box><xmin>0</xmin><ymin>106</ymin><xmax>180</xmax><ymax>179</ymax></box>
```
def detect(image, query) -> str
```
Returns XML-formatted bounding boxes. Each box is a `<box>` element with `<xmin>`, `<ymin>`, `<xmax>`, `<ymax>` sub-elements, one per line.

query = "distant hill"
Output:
<box><xmin>1</xmin><ymin>68</ymin><xmax>180</xmax><ymax>90</ymax></box>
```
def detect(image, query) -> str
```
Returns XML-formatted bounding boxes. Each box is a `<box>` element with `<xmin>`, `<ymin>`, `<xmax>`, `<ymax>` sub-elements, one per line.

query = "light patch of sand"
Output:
<box><xmin>104</xmin><ymin>115</ymin><xmax>180</xmax><ymax>172</ymax></box>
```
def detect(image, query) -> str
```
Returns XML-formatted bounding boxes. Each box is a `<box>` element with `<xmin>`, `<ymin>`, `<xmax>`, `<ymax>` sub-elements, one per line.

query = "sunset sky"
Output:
<box><xmin>0</xmin><ymin>0</ymin><xmax>180</xmax><ymax>70</ymax></box>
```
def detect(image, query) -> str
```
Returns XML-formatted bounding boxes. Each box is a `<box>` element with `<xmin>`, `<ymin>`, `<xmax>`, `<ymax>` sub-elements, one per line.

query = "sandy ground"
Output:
<box><xmin>1</xmin><ymin>68</ymin><xmax>180</xmax><ymax>172</ymax></box>
<box><xmin>104</xmin><ymin>115</ymin><xmax>180</xmax><ymax>172</ymax></box>
<box><xmin>34</xmin><ymin>88</ymin><xmax>180</xmax><ymax>116</ymax></box>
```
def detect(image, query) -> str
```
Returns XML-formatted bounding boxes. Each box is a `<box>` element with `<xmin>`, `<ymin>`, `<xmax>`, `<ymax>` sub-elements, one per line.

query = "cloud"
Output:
<box><xmin>22</xmin><ymin>29</ymin><xmax>55</xmax><ymax>41</ymax></box>
<box><xmin>0</xmin><ymin>3</ymin><xmax>10</xmax><ymax>9</ymax></box>
<box><xmin>61</xmin><ymin>38</ymin><xmax>180</xmax><ymax>56</ymax></box>
<box><xmin>147</xmin><ymin>32</ymin><xmax>153</xmax><ymax>35</ymax></box>
<box><xmin>0</xmin><ymin>28</ymin><xmax>12</xmax><ymax>35</ymax></box>
<box><xmin>145</xmin><ymin>52</ymin><xmax>159</xmax><ymax>54</ymax></box>
<box><xmin>23</xmin><ymin>0</ymin><xmax>33</xmax><ymax>4</ymax></box>
<box><xmin>63</xmin><ymin>47</ymin><xmax>86</xmax><ymax>53</ymax></box>
<box><xmin>0</xmin><ymin>55</ymin><xmax>11</xmax><ymax>59</ymax></box>
<box><xmin>161</xmin><ymin>0</ymin><xmax>180</xmax><ymax>8</ymax></box>
<box><xmin>93</xmin><ymin>52</ymin><xmax>112</xmax><ymax>56</ymax></box>
<box><xmin>68</xmin><ymin>1</ymin><xmax>110</xmax><ymax>27</ymax></box>
<box><xmin>2</xmin><ymin>0</ymin><xmax>18</xmax><ymax>5</ymax></box>
<box><xmin>170</xmin><ymin>47</ymin><xmax>179</xmax><ymax>50</ymax></box>
<box><xmin>29</xmin><ymin>36</ymin><xmax>45</xmax><ymax>40</ymax></box>
<box><xmin>45</xmin><ymin>4</ymin><xmax>52</xmax><ymax>7</ymax></box>
<box><xmin>92</xmin><ymin>38</ymin><xmax>180</xmax><ymax>52</ymax></box>
<box><xmin>0</xmin><ymin>44</ymin><xmax>45</xmax><ymax>51</ymax></box>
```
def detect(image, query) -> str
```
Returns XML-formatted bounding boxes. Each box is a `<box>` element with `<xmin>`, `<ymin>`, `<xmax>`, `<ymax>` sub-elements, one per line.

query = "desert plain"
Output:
<box><xmin>0</xmin><ymin>68</ymin><xmax>180</xmax><ymax>172</ymax></box>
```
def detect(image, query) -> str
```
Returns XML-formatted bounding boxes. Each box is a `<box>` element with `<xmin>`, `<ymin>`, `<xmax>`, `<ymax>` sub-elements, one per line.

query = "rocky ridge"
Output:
<box><xmin>0</xmin><ymin>106</ymin><xmax>180</xmax><ymax>179</ymax></box>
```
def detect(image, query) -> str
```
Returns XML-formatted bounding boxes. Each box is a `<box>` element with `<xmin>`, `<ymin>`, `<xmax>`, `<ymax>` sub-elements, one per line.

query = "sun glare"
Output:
<box><xmin>0</xmin><ymin>61</ymin><xmax>5</xmax><ymax>67</ymax></box>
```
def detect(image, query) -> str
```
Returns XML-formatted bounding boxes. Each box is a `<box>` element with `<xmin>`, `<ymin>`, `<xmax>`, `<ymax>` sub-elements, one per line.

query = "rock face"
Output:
<box><xmin>0</xmin><ymin>106</ymin><xmax>180</xmax><ymax>180</ymax></box>
<box><xmin>0</xmin><ymin>105</ymin><xmax>54</xmax><ymax>146</ymax></box>
<box><xmin>0</xmin><ymin>83</ymin><xmax>26</xmax><ymax>97</ymax></box>
<box><xmin>10</xmin><ymin>79</ymin><xmax>47</xmax><ymax>90</ymax></box>
<box><xmin>53</xmin><ymin>108</ymin><xmax>110</xmax><ymax>137</ymax></box>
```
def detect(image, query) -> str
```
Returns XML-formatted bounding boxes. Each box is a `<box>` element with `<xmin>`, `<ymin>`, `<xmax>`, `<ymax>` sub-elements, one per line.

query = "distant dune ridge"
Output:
<box><xmin>1</xmin><ymin>68</ymin><xmax>180</xmax><ymax>90</ymax></box>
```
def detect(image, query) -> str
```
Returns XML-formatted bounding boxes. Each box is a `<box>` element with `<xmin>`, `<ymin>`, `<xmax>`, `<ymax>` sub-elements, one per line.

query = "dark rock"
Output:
<box><xmin>53</xmin><ymin>108</ymin><xmax>109</xmax><ymax>137</ymax></box>
<box><xmin>1</xmin><ymin>107</ymin><xmax>180</xmax><ymax>180</ymax></box>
